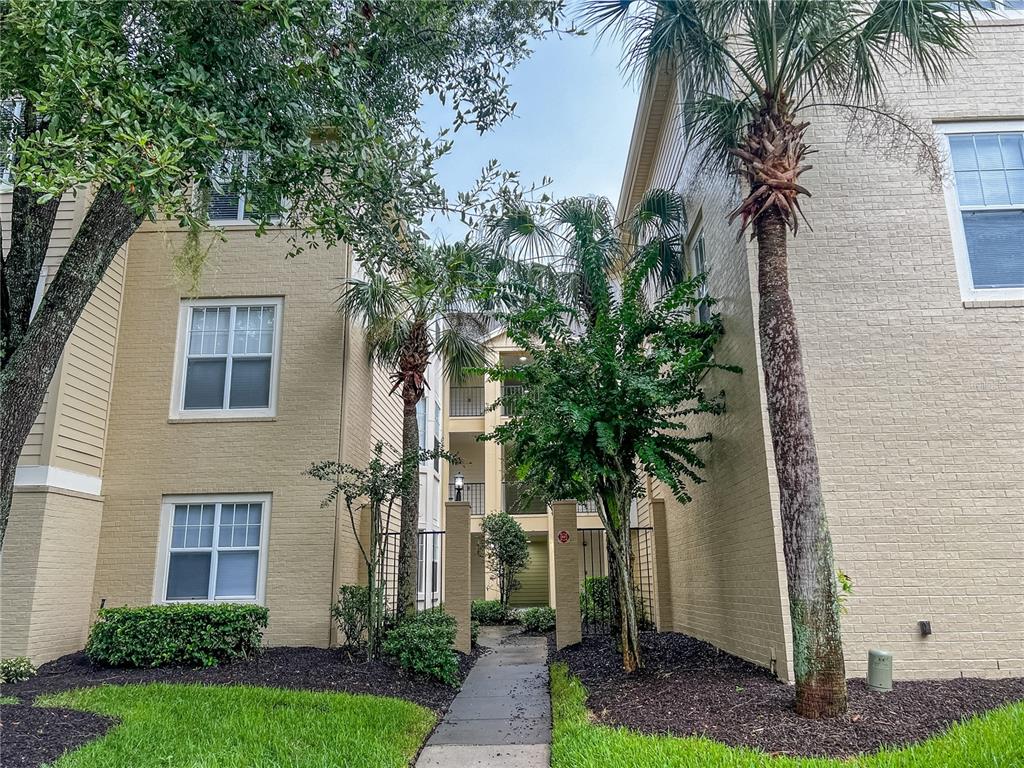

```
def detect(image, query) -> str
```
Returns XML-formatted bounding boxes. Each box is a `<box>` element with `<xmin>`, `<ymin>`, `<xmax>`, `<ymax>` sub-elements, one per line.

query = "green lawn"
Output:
<box><xmin>550</xmin><ymin>663</ymin><xmax>1024</xmax><ymax>768</ymax></box>
<box><xmin>38</xmin><ymin>683</ymin><xmax>435</xmax><ymax>768</ymax></box>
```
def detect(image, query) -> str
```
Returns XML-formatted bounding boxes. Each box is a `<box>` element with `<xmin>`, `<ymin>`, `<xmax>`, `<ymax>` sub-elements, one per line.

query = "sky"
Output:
<box><xmin>419</xmin><ymin>28</ymin><xmax>640</xmax><ymax>242</ymax></box>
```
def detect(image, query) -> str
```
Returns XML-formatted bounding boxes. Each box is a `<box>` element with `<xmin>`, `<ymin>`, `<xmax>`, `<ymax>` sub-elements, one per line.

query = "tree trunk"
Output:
<box><xmin>756</xmin><ymin>207</ymin><xmax>847</xmax><ymax>718</ymax></box>
<box><xmin>0</xmin><ymin>184</ymin><xmax>143</xmax><ymax>550</ymax></box>
<box><xmin>598</xmin><ymin>483</ymin><xmax>642</xmax><ymax>673</ymax></box>
<box><xmin>396</xmin><ymin>384</ymin><xmax>420</xmax><ymax>619</ymax></box>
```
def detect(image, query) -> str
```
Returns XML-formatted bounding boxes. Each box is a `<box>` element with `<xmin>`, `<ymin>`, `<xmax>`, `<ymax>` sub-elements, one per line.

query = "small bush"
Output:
<box><xmin>471</xmin><ymin>620</ymin><xmax>480</xmax><ymax>647</ymax></box>
<box><xmin>520</xmin><ymin>606</ymin><xmax>555</xmax><ymax>633</ymax></box>
<box><xmin>382</xmin><ymin>608</ymin><xmax>460</xmax><ymax>686</ymax></box>
<box><xmin>86</xmin><ymin>604</ymin><xmax>268</xmax><ymax>668</ymax></box>
<box><xmin>332</xmin><ymin>585</ymin><xmax>370</xmax><ymax>650</ymax></box>
<box><xmin>580</xmin><ymin>576</ymin><xmax>612</xmax><ymax>625</ymax></box>
<box><xmin>0</xmin><ymin>656</ymin><xmax>36</xmax><ymax>684</ymax></box>
<box><xmin>472</xmin><ymin>599</ymin><xmax>509</xmax><ymax>625</ymax></box>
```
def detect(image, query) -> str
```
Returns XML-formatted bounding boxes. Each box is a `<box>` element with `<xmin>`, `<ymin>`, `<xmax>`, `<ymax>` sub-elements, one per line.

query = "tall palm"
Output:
<box><xmin>340</xmin><ymin>242</ymin><xmax>497</xmax><ymax>618</ymax></box>
<box><xmin>585</xmin><ymin>0</ymin><xmax>983</xmax><ymax>717</ymax></box>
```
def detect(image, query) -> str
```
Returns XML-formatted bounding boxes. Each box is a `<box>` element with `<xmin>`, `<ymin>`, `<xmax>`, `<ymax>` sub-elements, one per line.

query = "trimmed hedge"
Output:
<box><xmin>86</xmin><ymin>604</ymin><xmax>268</xmax><ymax>668</ymax></box>
<box><xmin>382</xmin><ymin>608</ymin><xmax>460</xmax><ymax>686</ymax></box>
<box><xmin>521</xmin><ymin>606</ymin><xmax>556</xmax><ymax>633</ymax></box>
<box><xmin>471</xmin><ymin>599</ymin><xmax>514</xmax><ymax>625</ymax></box>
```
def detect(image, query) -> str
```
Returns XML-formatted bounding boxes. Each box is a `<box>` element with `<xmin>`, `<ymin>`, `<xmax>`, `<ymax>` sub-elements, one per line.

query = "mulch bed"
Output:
<box><xmin>554</xmin><ymin>632</ymin><xmax>1024</xmax><ymax>758</ymax></box>
<box><xmin>2</xmin><ymin>645</ymin><xmax>479</xmax><ymax>768</ymax></box>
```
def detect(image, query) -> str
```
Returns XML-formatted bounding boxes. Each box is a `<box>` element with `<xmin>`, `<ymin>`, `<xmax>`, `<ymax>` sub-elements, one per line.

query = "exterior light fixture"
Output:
<box><xmin>454</xmin><ymin>472</ymin><xmax>464</xmax><ymax>501</ymax></box>
<box><xmin>518</xmin><ymin>355</ymin><xmax>528</xmax><ymax>362</ymax></box>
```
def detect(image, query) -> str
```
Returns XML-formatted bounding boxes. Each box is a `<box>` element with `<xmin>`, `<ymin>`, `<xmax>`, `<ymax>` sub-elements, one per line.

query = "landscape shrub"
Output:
<box><xmin>332</xmin><ymin>585</ymin><xmax>371</xmax><ymax>650</ymax></box>
<box><xmin>521</xmin><ymin>606</ymin><xmax>556</xmax><ymax>633</ymax></box>
<box><xmin>382</xmin><ymin>608</ymin><xmax>460</xmax><ymax>686</ymax></box>
<box><xmin>471</xmin><ymin>620</ymin><xmax>480</xmax><ymax>647</ymax></box>
<box><xmin>86</xmin><ymin>604</ymin><xmax>268</xmax><ymax>668</ymax></box>
<box><xmin>579</xmin><ymin>576</ymin><xmax>611</xmax><ymax>625</ymax></box>
<box><xmin>0</xmin><ymin>656</ymin><xmax>37</xmax><ymax>684</ymax></box>
<box><xmin>472</xmin><ymin>599</ymin><xmax>510</xmax><ymax>625</ymax></box>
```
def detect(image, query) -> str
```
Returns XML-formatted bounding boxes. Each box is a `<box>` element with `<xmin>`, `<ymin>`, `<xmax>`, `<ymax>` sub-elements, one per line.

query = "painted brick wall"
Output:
<box><xmin>92</xmin><ymin>224</ymin><xmax>367</xmax><ymax>648</ymax></box>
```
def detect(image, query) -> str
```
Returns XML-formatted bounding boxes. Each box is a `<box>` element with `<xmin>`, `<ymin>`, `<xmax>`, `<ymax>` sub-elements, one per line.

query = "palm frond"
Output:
<box><xmin>435</xmin><ymin>318</ymin><xmax>488</xmax><ymax>383</ymax></box>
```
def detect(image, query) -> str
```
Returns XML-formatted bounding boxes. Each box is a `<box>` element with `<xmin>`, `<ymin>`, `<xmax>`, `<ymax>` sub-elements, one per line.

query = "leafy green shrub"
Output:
<box><xmin>471</xmin><ymin>620</ymin><xmax>480</xmax><ymax>647</ymax></box>
<box><xmin>0</xmin><ymin>656</ymin><xmax>36</xmax><ymax>684</ymax></box>
<box><xmin>520</xmin><ymin>606</ymin><xmax>555</xmax><ymax>633</ymax></box>
<box><xmin>382</xmin><ymin>608</ymin><xmax>459</xmax><ymax>686</ymax></box>
<box><xmin>86</xmin><ymin>604</ymin><xmax>268</xmax><ymax>668</ymax></box>
<box><xmin>332</xmin><ymin>585</ymin><xmax>372</xmax><ymax>650</ymax></box>
<box><xmin>472</xmin><ymin>599</ymin><xmax>509</xmax><ymax>625</ymax></box>
<box><xmin>580</xmin><ymin>576</ymin><xmax>611</xmax><ymax>625</ymax></box>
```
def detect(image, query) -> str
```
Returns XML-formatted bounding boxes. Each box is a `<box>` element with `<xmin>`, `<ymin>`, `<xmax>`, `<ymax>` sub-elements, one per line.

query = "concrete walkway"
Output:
<box><xmin>416</xmin><ymin>625</ymin><xmax>550</xmax><ymax>767</ymax></box>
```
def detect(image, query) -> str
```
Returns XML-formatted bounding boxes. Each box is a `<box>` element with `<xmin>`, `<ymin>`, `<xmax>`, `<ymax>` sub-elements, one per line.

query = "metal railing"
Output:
<box><xmin>502</xmin><ymin>384</ymin><xmax>525</xmax><ymax>417</ymax></box>
<box><xmin>576</xmin><ymin>498</ymin><xmax>600</xmax><ymax>515</ymax></box>
<box><xmin>449</xmin><ymin>386</ymin><xmax>485</xmax><ymax>417</ymax></box>
<box><xmin>377</xmin><ymin>530</ymin><xmax>446</xmax><ymax>615</ymax></box>
<box><xmin>448</xmin><ymin>482</ymin><xmax>485</xmax><ymax>515</ymax></box>
<box><xmin>503</xmin><ymin>481</ymin><xmax>547</xmax><ymax>514</ymax></box>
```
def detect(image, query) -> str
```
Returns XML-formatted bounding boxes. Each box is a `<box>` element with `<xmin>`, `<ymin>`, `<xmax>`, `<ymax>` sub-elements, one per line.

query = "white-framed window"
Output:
<box><xmin>938</xmin><ymin>121</ymin><xmax>1024</xmax><ymax>302</ymax></box>
<box><xmin>205</xmin><ymin>150</ymin><xmax>282</xmax><ymax>224</ymax></box>
<box><xmin>171</xmin><ymin>297</ymin><xmax>283</xmax><ymax>419</ymax></box>
<box><xmin>1</xmin><ymin>99</ymin><xmax>25</xmax><ymax>186</ymax></box>
<box><xmin>685</xmin><ymin>219</ymin><xmax>711</xmax><ymax>323</ymax></box>
<box><xmin>155</xmin><ymin>494</ymin><xmax>271</xmax><ymax>603</ymax></box>
<box><xmin>416</xmin><ymin>399</ymin><xmax>427</xmax><ymax>454</ymax></box>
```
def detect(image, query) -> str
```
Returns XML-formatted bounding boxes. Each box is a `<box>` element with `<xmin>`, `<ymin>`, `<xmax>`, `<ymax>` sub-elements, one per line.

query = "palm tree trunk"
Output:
<box><xmin>396</xmin><ymin>383</ymin><xmax>420</xmax><ymax>619</ymax></box>
<box><xmin>756</xmin><ymin>207</ymin><xmax>847</xmax><ymax>718</ymax></box>
<box><xmin>599</xmin><ymin>483</ymin><xmax>642</xmax><ymax>673</ymax></box>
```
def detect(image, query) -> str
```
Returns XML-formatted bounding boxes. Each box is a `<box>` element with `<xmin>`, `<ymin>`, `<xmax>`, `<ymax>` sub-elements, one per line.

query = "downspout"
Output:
<box><xmin>328</xmin><ymin>243</ymin><xmax>354</xmax><ymax>647</ymax></box>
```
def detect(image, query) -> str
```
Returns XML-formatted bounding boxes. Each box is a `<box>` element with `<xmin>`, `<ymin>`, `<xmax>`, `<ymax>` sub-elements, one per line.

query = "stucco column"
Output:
<box><xmin>651</xmin><ymin>498</ymin><xmax>672</xmax><ymax>631</ymax></box>
<box><xmin>550</xmin><ymin>500</ymin><xmax>582</xmax><ymax>649</ymax></box>
<box><xmin>445</xmin><ymin>500</ymin><xmax>472</xmax><ymax>653</ymax></box>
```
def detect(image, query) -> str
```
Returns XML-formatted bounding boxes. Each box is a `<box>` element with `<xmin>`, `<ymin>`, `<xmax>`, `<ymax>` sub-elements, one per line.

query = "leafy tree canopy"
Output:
<box><xmin>0</xmin><ymin>0</ymin><xmax>568</xmax><ymax>259</ymax></box>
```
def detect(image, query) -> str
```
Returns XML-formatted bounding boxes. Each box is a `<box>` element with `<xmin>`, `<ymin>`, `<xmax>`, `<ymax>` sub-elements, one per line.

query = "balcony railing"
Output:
<box><xmin>503</xmin><ymin>481</ymin><xmax>547</xmax><ymax>515</ymax></box>
<box><xmin>449</xmin><ymin>386</ymin><xmax>485</xmax><ymax>417</ymax></box>
<box><xmin>448</xmin><ymin>482</ymin><xmax>485</xmax><ymax>515</ymax></box>
<box><xmin>502</xmin><ymin>384</ymin><xmax>525</xmax><ymax>417</ymax></box>
<box><xmin>576</xmin><ymin>498</ymin><xmax>600</xmax><ymax>515</ymax></box>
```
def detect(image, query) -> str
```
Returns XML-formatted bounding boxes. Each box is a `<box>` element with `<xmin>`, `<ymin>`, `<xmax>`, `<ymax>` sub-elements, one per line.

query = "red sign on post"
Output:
<box><xmin>557</xmin><ymin>530</ymin><xmax>570</xmax><ymax>544</ymax></box>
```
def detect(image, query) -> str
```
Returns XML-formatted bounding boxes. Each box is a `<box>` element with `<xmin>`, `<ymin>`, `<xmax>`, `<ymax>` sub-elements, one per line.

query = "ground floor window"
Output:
<box><xmin>157</xmin><ymin>494</ymin><xmax>270</xmax><ymax>603</ymax></box>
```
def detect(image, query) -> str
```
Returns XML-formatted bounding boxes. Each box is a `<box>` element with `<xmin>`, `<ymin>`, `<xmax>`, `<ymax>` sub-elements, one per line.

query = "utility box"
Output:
<box><xmin>867</xmin><ymin>649</ymin><xmax>893</xmax><ymax>692</ymax></box>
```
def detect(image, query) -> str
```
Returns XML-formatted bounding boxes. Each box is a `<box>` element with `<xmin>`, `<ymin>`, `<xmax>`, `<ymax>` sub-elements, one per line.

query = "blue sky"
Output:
<box><xmin>419</xmin><ymin>30</ymin><xmax>640</xmax><ymax>242</ymax></box>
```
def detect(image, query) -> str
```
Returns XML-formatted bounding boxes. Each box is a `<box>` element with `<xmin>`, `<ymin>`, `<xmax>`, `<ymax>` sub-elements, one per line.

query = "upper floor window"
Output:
<box><xmin>157</xmin><ymin>495</ymin><xmax>270</xmax><ymax>603</ymax></box>
<box><xmin>939</xmin><ymin>122</ymin><xmax>1024</xmax><ymax>301</ymax></box>
<box><xmin>172</xmin><ymin>298</ymin><xmax>283</xmax><ymax>418</ymax></box>
<box><xmin>205</xmin><ymin>151</ymin><xmax>281</xmax><ymax>223</ymax></box>
<box><xmin>685</xmin><ymin>221</ymin><xmax>711</xmax><ymax>323</ymax></box>
<box><xmin>0</xmin><ymin>99</ymin><xmax>25</xmax><ymax>185</ymax></box>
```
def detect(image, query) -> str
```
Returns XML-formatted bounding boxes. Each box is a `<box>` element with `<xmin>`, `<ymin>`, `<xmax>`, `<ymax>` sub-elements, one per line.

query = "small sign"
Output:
<box><xmin>557</xmin><ymin>530</ymin><xmax>570</xmax><ymax>544</ymax></box>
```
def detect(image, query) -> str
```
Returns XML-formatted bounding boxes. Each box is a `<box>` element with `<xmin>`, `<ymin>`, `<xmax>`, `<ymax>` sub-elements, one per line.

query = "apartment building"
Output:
<box><xmin>1</xmin><ymin>189</ymin><xmax>445</xmax><ymax>663</ymax></box>
<box><xmin>618</xmin><ymin>16</ymin><xmax>1023</xmax><ymax>681</ymax></box>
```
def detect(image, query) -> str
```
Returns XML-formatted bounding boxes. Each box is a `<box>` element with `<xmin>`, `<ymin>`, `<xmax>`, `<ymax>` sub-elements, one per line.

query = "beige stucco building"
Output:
<box><xmin>618</xmin><ymin>16</ymin><xmax>1024</xmax><ymax>682</ymax></box>
<box><xmin>1</xmin><ymin>191</ymin><xmax>447</xmax><ymax>662</ymax></box>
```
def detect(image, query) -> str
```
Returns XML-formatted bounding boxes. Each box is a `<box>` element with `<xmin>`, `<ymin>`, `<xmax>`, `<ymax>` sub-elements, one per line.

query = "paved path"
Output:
<box><xmin>415</xmin><ymin>625</ymin><xmax>550</xmax><ymax>767</ymax></box>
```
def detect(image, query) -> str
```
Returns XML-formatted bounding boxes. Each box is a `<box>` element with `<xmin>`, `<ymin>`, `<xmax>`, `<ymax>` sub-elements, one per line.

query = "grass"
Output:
<box><xmin>38</xmin><ymin>683</ymin><xmax>436</xmax><ymax>768</ymax></box>
<box><xmin>0</xmin><ymin>695</ymin><xmax>20</xmax><ymax>704</ymax></box>
<box><xmin>550</xmin><ymin>663</ymin><xmax>1024</xmax><ymax>768</ymax></box>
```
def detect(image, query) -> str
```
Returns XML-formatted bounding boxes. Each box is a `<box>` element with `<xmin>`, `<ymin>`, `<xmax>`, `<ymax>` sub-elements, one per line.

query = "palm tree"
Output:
<box><xmin>584</xmin><ymin>0</ymin><xmax>983</xmax><ymax>717</ymax></box>
<box><xmin>340</xmin><ymin>242</ymin><xmax>498</xmax><ymax>618</ymax></box>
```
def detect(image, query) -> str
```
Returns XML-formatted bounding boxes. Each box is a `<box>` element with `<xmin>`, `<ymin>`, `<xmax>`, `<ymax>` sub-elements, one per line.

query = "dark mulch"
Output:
<box><xmin>554</xmin><ymin>632</ymin><xmax>1024</xmax><ymax>758</ymax></box>
<box><xmin>2</xmin><ymin>646</ymin><xmax>477</xmax><ymax>714</ymax></box>
<box><xmin>1</xmin><ymin>704</ymin><xmax>114</xmax><ymax>767</ymax></box>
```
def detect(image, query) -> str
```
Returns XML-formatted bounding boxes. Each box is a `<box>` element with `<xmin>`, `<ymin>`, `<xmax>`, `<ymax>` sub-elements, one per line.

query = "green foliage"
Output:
<box><xmin>480</xmin><ymin>512</ymin><xmax>531</xmax><ymax>608</ymax></box>
<box><xmin>579</xmin><ymin>576</ymin><xmax>612</xmax><ymax>625</ymax></box>
<box><xmin>382</xmin><ymin>608</ymin><xmax>460</xmax><ymax>686</ymax></box>
<box><xmin>472</xmin><ymin>599</ymin><xmax>511</xmax><ymax>625</ymax></box>
<box><xmin>0</xmin><ymin>0</ymin><xmax>569</xmax><ymax>258</ymax></box>
<box><xmin>550</xmin><ymin>663</ymin><xmax>1024</xmax><ymax>767</ymax></box>
<box><xmin>0</xmin><ymin>656</ymin><xmax>36</xmax><ymax>684</ymax></box>
<box><xmin>85</xmin><ymin>604</ymin><xmax>267</xmax><ymax>668</ymax></box>
<box><xmin>332</xmin><ymin>585</ymin><xmax>372</xmax><ymax>651</ymax></box>
<box><xmin>471</xmin><ymin>619</ymin><xmax>480</xmax><ymax>647</ymax></box>
<box><xmin>837</xmin><ymin>569</ymin><xmax>854</xmax><ymax>615</ymax></box>
<box><xmin>37</xmin><ymin>683</ymin><xmax>435</xmax><ymax>768</ymax></box>
<box><xmin>520</xmin><ymin>606</ymin><xmax>556</xmax><ymax>633</ymax></box>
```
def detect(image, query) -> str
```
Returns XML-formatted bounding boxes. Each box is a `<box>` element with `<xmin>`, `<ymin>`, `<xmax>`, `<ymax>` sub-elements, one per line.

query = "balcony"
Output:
<box><xmin>503</xmin><ymin>481</ymin><xmax>547</xmax><ymax>515</ymax></box>
<box><xmin>449</xmin><ymin>386</ymin><xmax>485</xmax><ymax>417</ymax></box>
<box><xmin>502</xmin><ymin>384</ymin><xmax>525</xmax><ymax>417</ymax></box>
<box><xmin>448</xmin><ymin>482</ymin><xmax>485</xmax><ymax>515</ymax></box>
